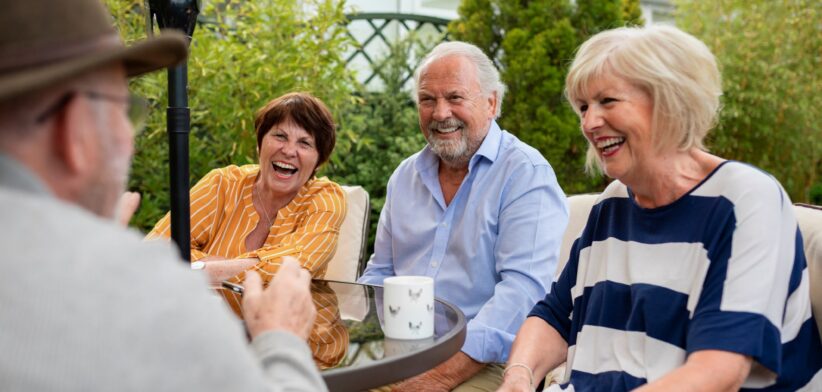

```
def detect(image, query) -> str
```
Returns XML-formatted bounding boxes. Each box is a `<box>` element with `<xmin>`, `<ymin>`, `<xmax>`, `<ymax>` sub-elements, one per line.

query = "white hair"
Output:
<box><xmin>413</xmin><ymin>41</ymin><xmax>506</xmax><ymax>118</ymax></box>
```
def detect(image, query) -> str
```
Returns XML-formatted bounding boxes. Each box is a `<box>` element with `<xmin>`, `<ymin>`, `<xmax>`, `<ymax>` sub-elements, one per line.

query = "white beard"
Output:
<box><xmin>426</xmin><ymin>118</ymin><xmax>483</xmax><ymax>167</ymax></box>
<box><xmin>429</xmin><ymin>131</ymin><xmax>468</xmax><ymax>163</ymax></box>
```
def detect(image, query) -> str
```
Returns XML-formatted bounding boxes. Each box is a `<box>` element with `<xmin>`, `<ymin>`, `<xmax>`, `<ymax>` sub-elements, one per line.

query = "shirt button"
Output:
<box><xmin>440</xmin><ymin>222</ymin><xmax>447</xmax><ymax>227</ymax></box>
<box><xmin>431</xmin><ymin>261</ymin><xmax>438</xmax><ymax>267</ymax></box>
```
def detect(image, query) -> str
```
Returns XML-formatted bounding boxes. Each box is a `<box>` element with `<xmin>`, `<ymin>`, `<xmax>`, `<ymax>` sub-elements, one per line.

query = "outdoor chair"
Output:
<box><xmin>794</xmin><ymin>203</ymin><xmax>822</xmax><ymax>340</ymax></box>
<box><xmin>322</xmin><ymin>185</ymin><xmax>371</xmax><ymax>322</ymax></box>
<box><xmin>544</xmin><ymin>194</ymin><xmax>822</xmax><ymax>388</ymax></box>
<box><xmin>543</xmin><ymin>193</ymin><xmax>598</xmax><ymax>386</ymax></box>
<box><xmin>324</xmin><ymin>185</ymin><xmax>370</xmax><ymax>282</ymax></box>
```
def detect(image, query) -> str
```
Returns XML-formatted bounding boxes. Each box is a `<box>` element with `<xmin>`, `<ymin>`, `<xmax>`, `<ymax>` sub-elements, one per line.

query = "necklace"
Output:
<box><xmin>254</xmin><ymin>183</ymin><xmax>274</xmax><ymax>227</ymax></box>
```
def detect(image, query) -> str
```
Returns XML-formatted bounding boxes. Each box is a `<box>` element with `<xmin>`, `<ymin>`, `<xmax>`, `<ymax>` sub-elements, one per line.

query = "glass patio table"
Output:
<box><xmin>315</xmin><ymin>280</ymin><xmax>467</xmax><ymax>392</ymax></box>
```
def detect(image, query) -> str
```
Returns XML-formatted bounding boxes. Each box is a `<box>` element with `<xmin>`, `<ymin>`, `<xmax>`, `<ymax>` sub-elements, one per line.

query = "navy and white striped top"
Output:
<box><xmin>530</xmin><ymin>161</ymin><xmax>822</xmax><ymax>391</ymax></box>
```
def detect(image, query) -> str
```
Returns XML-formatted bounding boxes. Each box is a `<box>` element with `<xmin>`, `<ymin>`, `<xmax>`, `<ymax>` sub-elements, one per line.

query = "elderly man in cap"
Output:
<box><xmin>0</xmin><ymin>1</ymin><xmax>326</xmax><ymax>390</ymax></box>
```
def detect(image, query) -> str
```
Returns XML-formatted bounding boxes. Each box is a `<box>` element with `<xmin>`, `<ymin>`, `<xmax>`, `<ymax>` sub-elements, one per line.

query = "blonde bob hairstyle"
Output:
<box><xmin>564</xmin><ymin>25</ymin><xmax>722</xmax><ymax>174</ymax></box>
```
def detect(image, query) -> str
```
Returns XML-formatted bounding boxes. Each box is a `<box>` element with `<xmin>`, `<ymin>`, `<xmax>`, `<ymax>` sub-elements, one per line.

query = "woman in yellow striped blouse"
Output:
<box><xmin>147</xmin><ymin>92</ymin><xmax>347</xmax><ymax>367</ymax></box>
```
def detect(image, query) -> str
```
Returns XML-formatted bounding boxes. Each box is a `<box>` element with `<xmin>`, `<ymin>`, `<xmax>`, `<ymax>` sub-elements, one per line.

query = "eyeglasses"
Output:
<box><xmin>35</xmin><ymin>91</ymin><xmax>149</xmax><ymax>133</ymax></box>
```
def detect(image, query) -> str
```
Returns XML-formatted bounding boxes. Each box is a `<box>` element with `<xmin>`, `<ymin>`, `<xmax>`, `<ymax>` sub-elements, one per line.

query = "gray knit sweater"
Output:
<box><xmin>0</xmin><ymin>155</ymin><xmax>327</xmax><ymax>391</ymax></box>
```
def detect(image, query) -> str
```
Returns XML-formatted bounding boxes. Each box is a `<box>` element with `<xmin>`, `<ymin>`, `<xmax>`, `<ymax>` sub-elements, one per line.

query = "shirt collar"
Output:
<box><xmin>415</xmin><ymin>119</ymin><xmax>503</xmax><ymax>173</ymax></box>
<box><xmin>471</xmin><ymin>120</ymin><xmax>502</xmax><ymax>167</ymax></box>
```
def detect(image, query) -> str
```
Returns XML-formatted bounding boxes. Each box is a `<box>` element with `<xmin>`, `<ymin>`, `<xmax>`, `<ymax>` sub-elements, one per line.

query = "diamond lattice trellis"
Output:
<box><xmin>345</xmin><ymin>13</ymin><xmax>451</xmax><ymax>90</ymax></box>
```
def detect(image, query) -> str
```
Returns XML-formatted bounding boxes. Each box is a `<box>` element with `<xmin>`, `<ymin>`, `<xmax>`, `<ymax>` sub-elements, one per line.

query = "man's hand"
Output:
<box><xmin>391</xmin><ymin>371</ymin><xmax>451</xmax><ymax>392</ymax></box>
<box><xmin>116</xmin><ymin>191</ymin><xmax>140</xmax><ymax>226</ymax></box>
<box><xmin>392</xmin><ymin>352</ymin><xmax>484</xmax><ymax>391</ymax></box>
<box><xmin>241</xmin><ymin>257</ymin><xmax>316</xmax><ymax>340</ymax></box>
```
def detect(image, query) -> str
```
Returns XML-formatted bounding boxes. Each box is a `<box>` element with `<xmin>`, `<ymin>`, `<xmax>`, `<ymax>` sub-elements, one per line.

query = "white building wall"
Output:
<box><xmin>346</xmin><ymin>0</ymin><xmax>673</xmax><ymax>24</ymax></box>
<box><xmin>346</xmin><ymin>0</ymin><xmax>459</xmax><ymax>19</ymax></box>
<box><xmin>641</xmin><ymin>0</ymin><xmax>676</xmax><ymax>25</ymax></box>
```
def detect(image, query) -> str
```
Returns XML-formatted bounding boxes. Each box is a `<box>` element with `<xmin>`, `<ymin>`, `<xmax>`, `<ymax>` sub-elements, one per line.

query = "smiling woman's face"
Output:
<box><xmin>575</xmin><ymin>73</ymin><xmax>656</xmax><ymax>185</ymax></box>
<box><xmin>257</xmin><ymin>118</ymin><xmax>319</xmax><ymax>200</ymax></box>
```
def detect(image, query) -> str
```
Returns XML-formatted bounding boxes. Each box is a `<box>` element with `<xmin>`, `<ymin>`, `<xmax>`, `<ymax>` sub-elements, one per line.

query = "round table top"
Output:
<box><xmin>316</xmin><ymin>280</ymin><xmax>467</xmax><ymax>392</ymax></box>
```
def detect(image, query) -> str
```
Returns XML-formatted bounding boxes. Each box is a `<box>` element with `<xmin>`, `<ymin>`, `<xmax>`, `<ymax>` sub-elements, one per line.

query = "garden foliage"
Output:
<box><xmin>322</xmin><ymin>36</ymin><xmax>429</xmax><ymax>247</ymax></box>
<box><xmin>676</xmin><ymin>0</ymin><xmax>821</xmax><ymax>203</ymax></box>
<box><xmin>451</xmin><ymin>0</ymin><xmax>819</xmax><ymax>203</ymax></box>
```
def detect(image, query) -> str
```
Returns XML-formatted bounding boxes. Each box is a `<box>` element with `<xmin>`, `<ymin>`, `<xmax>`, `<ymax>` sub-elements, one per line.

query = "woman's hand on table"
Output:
<box><xmin>199</xmin><ymin>257</ymin><xmax>258</xmax><ymax>286</ymax></box>
<box><xmin>241</xmin><ymin>257</ymin><xmax>316</xmax><ymax>340</ymax></box>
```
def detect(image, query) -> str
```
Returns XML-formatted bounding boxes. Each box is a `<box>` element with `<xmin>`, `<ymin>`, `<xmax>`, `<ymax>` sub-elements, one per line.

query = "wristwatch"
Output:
<box><xmin>190</xmin><ymin>261</ymin><xmax>205</xmax><ymax>270</ymax></box>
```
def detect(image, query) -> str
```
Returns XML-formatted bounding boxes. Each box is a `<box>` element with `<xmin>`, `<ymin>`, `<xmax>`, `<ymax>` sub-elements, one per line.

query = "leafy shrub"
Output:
<box><xmin>322</xmin><ymin>35</ymin><xmax>430</xmax><ymax>250</ymax></box>
<box><xmin>811</xmin><ymin>183</ymin><xmax>822</xmax><ymax>205</ymax></box>
<box><xmin>676</xmin><ymin>0</ymin><xmax>821</xmax><ymax>202</ymax></box>
<box><xmin>451</xmin><ymin>0</ymin><xmax>819</xmax><ymax>203</ymax></box>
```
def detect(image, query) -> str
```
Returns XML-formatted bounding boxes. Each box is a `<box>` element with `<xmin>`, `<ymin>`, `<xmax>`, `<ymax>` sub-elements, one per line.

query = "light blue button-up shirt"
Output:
<box><xmin>359</xmin><ymin>121</ymin><xmax>569</xmax><ymax>363</ymax></box>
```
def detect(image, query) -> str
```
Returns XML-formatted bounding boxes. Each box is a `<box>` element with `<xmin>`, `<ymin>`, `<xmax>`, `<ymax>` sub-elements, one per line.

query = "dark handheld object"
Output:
<box><xmin>222</xmin><ymin>281</ymin><xmax>244</xmax><ymax>295</ymax></box>
<box><xmin>146</xmin><ymin>0</ymin><xmax>200</xmax><ymax>262</ymax></box>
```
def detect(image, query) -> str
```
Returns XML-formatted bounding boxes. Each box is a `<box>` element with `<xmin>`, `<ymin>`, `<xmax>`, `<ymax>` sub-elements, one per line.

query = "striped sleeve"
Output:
<box><xmin>229</xmin><ymin>181</ymin><xmax>347</xmax><ymax>285</ymax></box>
<box><xmin>145</xmin><ymin>167</ymin><xmax>229</xmax><ymax>261</ymax></box>
<box><xmin>687</xmin><ymin>168</ymin><xmax>795</xmax><ymax>375</ymax></box>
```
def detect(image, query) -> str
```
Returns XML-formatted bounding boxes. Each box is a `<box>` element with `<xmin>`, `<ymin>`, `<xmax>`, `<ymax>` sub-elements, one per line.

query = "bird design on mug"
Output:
<box><xmin>389</xmin><ymin>305</ymin><xmax>401</xmax><ymax>316</ymax></box>
<box><xmin>409</xmin><ymin>321</ymin><xmax>422</xmax><ymax>334</ymax></box>
<box><xmin>408</xmin><ymin>288</ymin><xmax>422</xmax><ymax>302</ymax></box>
<box><xmin>427</xmin><ymin>303</ymin><xmax>434</xmax><ymax>312</ymax></box>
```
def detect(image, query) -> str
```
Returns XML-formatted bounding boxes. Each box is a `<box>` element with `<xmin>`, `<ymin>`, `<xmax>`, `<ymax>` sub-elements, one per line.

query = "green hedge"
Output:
<box><xmin>451</xmin><ymin>0</ymin><xmax>820</xmax><ymax>203</ymax></box>
<box><xmin>322</xmin><ymin>35</ymin><xmax>431</xmax><ymax>248</ymax></box>
<box><xmin>676</xmin><ymin>0</ymin><xmax>821</xmax><ymax>203</ymax></box>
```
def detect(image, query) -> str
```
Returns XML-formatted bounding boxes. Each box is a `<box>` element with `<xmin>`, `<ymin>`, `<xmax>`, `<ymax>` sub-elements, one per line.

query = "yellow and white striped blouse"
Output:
<box><xmin>147</xmin><ymin>164</ymin><xmax>348</xmax><ymax>367</ymax></box>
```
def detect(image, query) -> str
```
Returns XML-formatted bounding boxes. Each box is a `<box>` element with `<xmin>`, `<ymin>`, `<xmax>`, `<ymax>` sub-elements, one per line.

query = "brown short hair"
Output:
<box><xmin>254</xmin><ymin>92</ymin><xmax>336</xmax><ymax>168</ymax></box>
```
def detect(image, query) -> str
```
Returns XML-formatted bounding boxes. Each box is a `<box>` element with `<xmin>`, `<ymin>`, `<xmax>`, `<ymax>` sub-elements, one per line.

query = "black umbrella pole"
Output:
<box><xmin>167</xmin><ymin>63</ymin><xmax>191</xmax><ymax>262</ymax></box>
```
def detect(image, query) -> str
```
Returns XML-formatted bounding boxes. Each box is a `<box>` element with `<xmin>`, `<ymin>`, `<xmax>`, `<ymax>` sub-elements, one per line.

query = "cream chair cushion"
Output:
<box><xmin>556</xmin><ymin>194</ymin><xmax>599</xmax><ymax>277</ymax></box>
<box><xmin>544</xmin><ymin>194</ymin><xmax>599</xmax><ymax>386</ymax></box>
<box><xmin>794</xmin><ymin>203</ymin><xmax>822</xmax><ymax>340</ymax></box>
<box><xmin>324</xmin><ymin>185</ymin><xmax>370</xmax><ymax>282</ymax></box>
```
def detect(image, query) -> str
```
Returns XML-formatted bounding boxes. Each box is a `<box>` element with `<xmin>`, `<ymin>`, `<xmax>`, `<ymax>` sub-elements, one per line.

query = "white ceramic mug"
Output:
<box><xmin>382</xmin><ymin>276</ymin><xmax>435</xmax><ymax>340</ymax></box>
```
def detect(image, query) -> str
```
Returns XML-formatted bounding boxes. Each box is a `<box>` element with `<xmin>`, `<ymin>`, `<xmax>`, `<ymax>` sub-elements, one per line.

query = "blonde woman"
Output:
<box><xmin>499</xmin><ymin>25</ymin><xmax>821</xmax><ymax>391</ymax></box>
